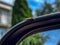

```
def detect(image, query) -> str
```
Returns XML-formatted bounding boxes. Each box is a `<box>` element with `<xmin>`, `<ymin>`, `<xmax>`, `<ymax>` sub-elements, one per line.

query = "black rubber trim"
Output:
<box><xmin>0</xmin><ymin>13</ymin><xmax>60</xmax><ymax>45</ymax></box>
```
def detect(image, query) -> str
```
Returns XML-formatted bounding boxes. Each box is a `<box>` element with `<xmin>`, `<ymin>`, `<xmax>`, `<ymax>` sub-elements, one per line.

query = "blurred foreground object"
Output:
<box><xmin>58</xmin><ymin>41</ymin><xmax>60</xmax><ymax>45</ymax></box>
<box><xmin>0</xmin><ymin>12</ymin><xmax>60</xmax><ymax>45</ymax></box>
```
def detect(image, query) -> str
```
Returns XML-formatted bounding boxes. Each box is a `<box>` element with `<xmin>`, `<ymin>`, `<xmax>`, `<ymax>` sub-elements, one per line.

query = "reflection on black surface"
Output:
<box><xmin>42</xmin><ymin>29</ymin><xmax>60</xmax><ymax>45</ymax></box>
<box><xmin>19</xmin><ymin>29</ymin><xmax>60</xmax><ymax>45</ymax></box>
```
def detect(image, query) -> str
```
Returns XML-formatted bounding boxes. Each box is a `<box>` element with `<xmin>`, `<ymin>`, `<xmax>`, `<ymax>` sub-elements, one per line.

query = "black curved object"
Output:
<box><xmin>0</xmin><ymin>12</ymin><xmax>60</xmax><ymax>45</ymax></box>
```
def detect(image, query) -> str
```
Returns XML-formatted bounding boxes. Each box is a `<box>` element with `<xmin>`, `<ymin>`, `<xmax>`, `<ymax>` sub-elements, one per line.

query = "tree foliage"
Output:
<box><xmin>12</xmin><ymin>0</ymin><xmax>33</xmax><ymax>26</ymax></box>
<box><xmin>19</xmin><ymin>34</ymin><xmax>47</xmax><ymax>45</ymax></box>
<box><xmin>54</xmin><ymin>0</ymin><xmax>60</xmax><ymax>12</ymax></box>
<box><xmin>36</xmin><ymin>0</ymin><xmax>60</xmax><ymax>16</ymax></box>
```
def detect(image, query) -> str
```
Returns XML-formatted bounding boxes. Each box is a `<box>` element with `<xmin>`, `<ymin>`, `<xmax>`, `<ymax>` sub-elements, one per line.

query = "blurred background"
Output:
<box><xmin>0</xmin><ymin>0</ymin><xmax>60</xmax><ymax>45</ymax></box>
<box><xmin>0</xmin><ymin>0</ymin><xmax>13</xmax><ymax>39</ymax></box>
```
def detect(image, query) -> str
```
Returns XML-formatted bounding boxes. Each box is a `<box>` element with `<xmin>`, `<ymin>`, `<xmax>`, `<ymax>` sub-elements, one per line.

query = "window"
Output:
<box><xmin>0</xmin><ymin>28</ymin><xmax>6</xmax><ymax>39</ymax></box>
<box><xmin>1</xmin><ymin>10</ymin><xmax>8</xmax><ymax>24</ymax></box>
<box><xmin>0</xmin><ymin>9</ymin><xmax>11</xmax><ymax>25</ymax></box>
<box><xmin>1</xmin><ymin>14</ymin><xmax>7</xmax><ymax>24</ymax></box>
<box><xmin>0</xmin><ymin>9</ymin><xmax>2</xmax><ymax>23</ymax></box>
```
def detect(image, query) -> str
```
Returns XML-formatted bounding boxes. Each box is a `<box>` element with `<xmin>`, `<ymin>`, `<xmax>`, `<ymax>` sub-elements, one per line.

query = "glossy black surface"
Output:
<box><xmin>0</xmin><ymin>13</ymin><xmax>60</xmax><ymax>45</ymax></box>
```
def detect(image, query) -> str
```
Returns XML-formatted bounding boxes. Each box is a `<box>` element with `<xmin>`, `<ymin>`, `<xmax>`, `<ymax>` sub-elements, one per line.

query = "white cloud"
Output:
<box><xmin>34</xmin><ymin>0</ymin><xmax>40</xmax><ymax>2</ymax></box>
<box><xmin>33</xmin><ymin>0</ymin><xmax>44</xmax><ymax>3</ymax></box>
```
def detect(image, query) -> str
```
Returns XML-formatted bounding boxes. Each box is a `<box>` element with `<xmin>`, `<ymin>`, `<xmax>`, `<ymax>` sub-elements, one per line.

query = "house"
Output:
<box><xmin>0</xmin><ymin>1</ymin><xmax>12</xmax><ymax>39</ymax></box>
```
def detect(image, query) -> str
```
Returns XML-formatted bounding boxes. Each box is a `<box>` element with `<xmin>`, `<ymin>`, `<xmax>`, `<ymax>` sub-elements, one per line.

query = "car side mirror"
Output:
<box><xmin>0</xmin><ymin>12</ymin><xmax>60</xmax><ymax>45</ymax></box>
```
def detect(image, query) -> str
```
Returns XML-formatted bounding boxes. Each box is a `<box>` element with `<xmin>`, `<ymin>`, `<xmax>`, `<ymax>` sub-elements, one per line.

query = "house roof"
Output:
<box><xmin>0</xmin><ymin>1</ymin><xmax>12</xmax><ymax>7</ymax></box>
<box><xmin>0</xmin><ymin>1</ymin><xmax>12</xmax><ymax>10</ymax></box>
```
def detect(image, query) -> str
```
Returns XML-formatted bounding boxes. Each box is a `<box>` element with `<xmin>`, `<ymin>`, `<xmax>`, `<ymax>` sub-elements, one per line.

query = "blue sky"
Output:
<box><xmin>42</xmin><ymin>29</ymin><xmax>60</xmax><ymax>45</ymax></box>
<box><xmin>1</xmin><ymin>0</ymin><xmax>60</xmax><ymax>45</ymax></box>
<box><xmin>0</xmin><ymin>0</ymin><xmax>55</xmax><ymax>15</ymax></box>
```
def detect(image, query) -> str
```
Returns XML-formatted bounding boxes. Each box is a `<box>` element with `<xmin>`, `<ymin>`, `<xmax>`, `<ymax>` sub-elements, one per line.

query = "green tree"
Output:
<box><xmin>36</xmin><ymin>1</ymin><xmax>53</xmax><ymax>16</ymax></box>
<box><xmin>54</xmin><ymin>0</ymin><xmax>60</xmax><ymax>12</ymax></box>
<box><xmin>19</xmin><ymin>34</ymin><xmax>47</xmax><ymax>45</ymax></box>
<box><xmin>36</xmin><ymin>0</ymin><xmax>60</xmax><ymax>16</ymax></box>
<box><xmin>12</xmin><ymin>0</ymin><xmax>33</xmax><ymax>26</ymax></box>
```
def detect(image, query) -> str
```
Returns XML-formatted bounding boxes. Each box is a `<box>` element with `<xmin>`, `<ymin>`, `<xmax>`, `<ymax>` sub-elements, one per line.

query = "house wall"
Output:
<box><xmin>0</xmin><ymin>2</ymin><xmax>12</xmax><ymax>39</ymax></box>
